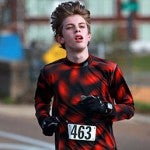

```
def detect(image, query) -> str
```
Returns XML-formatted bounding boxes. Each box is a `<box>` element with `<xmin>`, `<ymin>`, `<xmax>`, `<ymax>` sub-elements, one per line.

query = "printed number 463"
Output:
<box><xmin>68</xmin><ymin>124</ymin><xmax>96</xmax><ymax>141</ymax></box>
<box><xmin>71</xmin><ymin>124</ymin><xmax>92</xmax><ymax>139</ymax></box>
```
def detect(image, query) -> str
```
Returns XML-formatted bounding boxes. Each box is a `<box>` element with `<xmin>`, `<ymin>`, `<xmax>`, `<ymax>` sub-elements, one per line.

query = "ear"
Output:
<box><xmin>55</xmin><ymin>34</ymin><xmax>65</xmax><ymax>44</ymax></box>
<box><xmin>87</xmin><ymin>32</ymin><xmax>92</xmax><ymax>42</ymax></box>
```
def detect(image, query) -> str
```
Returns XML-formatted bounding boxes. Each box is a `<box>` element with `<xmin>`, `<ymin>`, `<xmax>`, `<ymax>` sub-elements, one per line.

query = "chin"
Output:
<box><xmin>73</xmin><ymin>47</ymin><xmax>86</xmax><ymax>52</ymax></box>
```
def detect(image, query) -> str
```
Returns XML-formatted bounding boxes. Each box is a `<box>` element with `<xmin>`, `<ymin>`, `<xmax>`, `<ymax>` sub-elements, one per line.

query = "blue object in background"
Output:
<box><xmin>0</xmin><ymin>33</ymin><xmax>24</xmax><ymax>61</ymax></box>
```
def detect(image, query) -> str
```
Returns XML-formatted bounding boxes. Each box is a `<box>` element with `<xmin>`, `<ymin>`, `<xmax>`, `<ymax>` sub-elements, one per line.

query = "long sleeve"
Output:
<box><xmin>34</xmin><ymin>68</ymin><xmax>54</xmax><ymax>123</ymax></box>
<box><xmin>110</xmin><ymin>65</ymin><xmax>135</xmax><ymax>121</ymax></box>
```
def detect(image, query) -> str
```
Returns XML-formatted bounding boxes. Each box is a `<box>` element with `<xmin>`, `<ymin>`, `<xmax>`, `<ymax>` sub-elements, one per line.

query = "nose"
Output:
<box><xmin>75</xmin><ymin>26</ymin><xmax>81</xmax><ymax>33</ymax></box>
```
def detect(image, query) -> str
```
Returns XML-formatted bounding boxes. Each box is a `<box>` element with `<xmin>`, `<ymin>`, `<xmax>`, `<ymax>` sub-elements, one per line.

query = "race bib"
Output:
<box><xmin>67</xmin><ymin>123</ymin><xmax>96</xmax><ymax>141</ymax></box>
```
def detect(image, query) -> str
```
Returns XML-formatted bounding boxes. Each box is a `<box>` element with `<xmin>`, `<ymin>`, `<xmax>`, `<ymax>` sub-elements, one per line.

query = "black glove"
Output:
<box><xmin>40</xmin><ymin>116</ymin><xmax>60</xmax><ymax>136</ymax></box>
<box><xmin>80</xmin><ymin>95</ymin><xmax>115</xmax><ymax>117</ymax></box>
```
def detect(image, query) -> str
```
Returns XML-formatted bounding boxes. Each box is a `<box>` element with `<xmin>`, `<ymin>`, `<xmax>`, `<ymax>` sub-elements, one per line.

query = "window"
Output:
<box><xmin>138</xmin><ymin>0</ymin><xmax>150</xmax><ymax>16</ymax></box>
<box><xmin>86</xmin><ymin>0</ymin><xmax>116</xmax><ymax>17</ymax></box>
<box><xmin>25</xmin><ymin>24</ymin><xmax>54</xmax><ymax>45</ymax></box>
<box><xmin>25</xmin><ymin>0</ymin><xmax>60</xmax><ymax>17</ymax></box>
<box><xmin>138</xmin><ymin>23</ymin><xmax>150</xmax><ymax>41</ymax></box>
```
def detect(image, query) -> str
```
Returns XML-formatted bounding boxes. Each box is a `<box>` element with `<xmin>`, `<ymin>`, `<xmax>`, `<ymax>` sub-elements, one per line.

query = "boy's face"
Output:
<box><xmin>59</xmin><ymin>15</ymin><xmax>91</xmax><ymax>52</ymax></box>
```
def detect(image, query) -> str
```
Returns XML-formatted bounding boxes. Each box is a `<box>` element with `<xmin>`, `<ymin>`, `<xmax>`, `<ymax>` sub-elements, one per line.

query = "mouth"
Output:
<box><xmin>75</xmin><ymin>35</ymin><xmax>83</xmax><ymax>42</ymax></box>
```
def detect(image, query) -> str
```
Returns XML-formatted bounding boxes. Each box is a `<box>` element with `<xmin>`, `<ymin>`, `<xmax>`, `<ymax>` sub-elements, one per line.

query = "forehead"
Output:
<box><xmin>62</xmin><ymin>15</ymin><xmax>86</xmax><ymax>26</ymax></box>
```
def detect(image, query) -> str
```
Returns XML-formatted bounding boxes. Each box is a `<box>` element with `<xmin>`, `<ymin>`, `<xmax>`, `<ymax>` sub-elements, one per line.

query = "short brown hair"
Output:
<box><xmin>51</xmin><ymin>1</ymin><xmax>91</xmax><ymax>38</ymax></box>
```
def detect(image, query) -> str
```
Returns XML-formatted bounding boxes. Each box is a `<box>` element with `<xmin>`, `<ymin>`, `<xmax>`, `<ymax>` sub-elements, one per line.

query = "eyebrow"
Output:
<box><xmin>65</xmin><ymin>22</ymin><xmax>86</xmax><ymax>27</ymax></box>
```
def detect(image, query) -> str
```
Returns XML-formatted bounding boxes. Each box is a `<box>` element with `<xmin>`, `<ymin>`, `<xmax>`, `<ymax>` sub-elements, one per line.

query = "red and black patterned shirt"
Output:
<box><xmin>35</xmin><ymin>55</ymin><xmax>134</xmax><ymax>150</ymax></box>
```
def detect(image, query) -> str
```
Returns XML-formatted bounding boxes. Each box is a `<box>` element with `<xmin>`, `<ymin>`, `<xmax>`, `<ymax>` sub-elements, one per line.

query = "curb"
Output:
<box><xmin>0</xmin><ymin>104</ymin><xmax>150</xmax><ymax>123</ymax></box>
<box><xmin>0</xmin><ymin>104</ymin><xmax>34</xmax><ymax>118</ymax></box>
<box><xmin>133</xmin><ymin>113</ymin><xmax>150</xmax><ymax>124</ymax></box>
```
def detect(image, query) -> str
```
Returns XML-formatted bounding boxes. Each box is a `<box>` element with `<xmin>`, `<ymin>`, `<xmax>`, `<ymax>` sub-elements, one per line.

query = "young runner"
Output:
<box><xmin>34</xmin><ymin>1</ymin><xmax>134</xmax><ymax>149</ymax></box>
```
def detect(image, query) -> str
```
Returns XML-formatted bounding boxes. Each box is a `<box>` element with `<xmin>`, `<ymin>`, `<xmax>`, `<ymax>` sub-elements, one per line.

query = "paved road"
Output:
<box><xmin>0</xmin><ymin>104</ymin><xmax>150</xmax><ymax>150</ymax></box>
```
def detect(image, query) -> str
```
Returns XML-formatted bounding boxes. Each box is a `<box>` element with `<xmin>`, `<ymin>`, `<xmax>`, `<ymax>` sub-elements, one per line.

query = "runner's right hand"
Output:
<box><xmin>41</xmin><ymin>116</ymin><xmax>60</xmax><ymax>136</ymax></box>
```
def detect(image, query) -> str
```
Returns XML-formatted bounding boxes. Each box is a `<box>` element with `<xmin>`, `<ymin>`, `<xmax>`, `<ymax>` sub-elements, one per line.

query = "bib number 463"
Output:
<box><xmin>67</xmin><ymin>124</ymin><xmax>96</xmax><ymax>141</ymax></box>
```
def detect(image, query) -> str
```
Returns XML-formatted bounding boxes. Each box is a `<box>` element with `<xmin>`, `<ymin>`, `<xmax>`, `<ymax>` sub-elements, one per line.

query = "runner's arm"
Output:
<box><xmin>34</xmin><ymin>68</ymin><xmax>54</xmax><ymax>124</ymax></box>
<box><xmin>110</xmin><ymin>65</ymin><xmax>135</xmax><ymax>121</ymax></box>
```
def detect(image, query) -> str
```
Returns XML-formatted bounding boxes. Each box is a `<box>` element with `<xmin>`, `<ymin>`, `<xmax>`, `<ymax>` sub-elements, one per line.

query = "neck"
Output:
<box><xmin>66</xmin><ymin>49</ymin><xmax>89</xmax><ymax>63</ymax></box>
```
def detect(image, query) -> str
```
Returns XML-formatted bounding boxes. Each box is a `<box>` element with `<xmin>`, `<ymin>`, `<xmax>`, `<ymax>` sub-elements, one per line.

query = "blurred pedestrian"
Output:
<box><xmin>34</xmin><ymin>1</ymin><xmax>134</xmax><ymax>149</ymax></box>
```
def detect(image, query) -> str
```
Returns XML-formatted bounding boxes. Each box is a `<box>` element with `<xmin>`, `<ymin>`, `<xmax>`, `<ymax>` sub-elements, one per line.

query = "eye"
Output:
<box><xmin>66</xmin><ymin>25</ymin><xmax>73</xmax><ymax>30</ymax></box>
<box><xmin>80</xmin><ymin>25</ymin><xmax>85</xmax><ymax>28</ymax></box>
<box><xmin>79</xmin><ymin>24</ymin><xmax>86</xmax><ymax>29</ymax></box>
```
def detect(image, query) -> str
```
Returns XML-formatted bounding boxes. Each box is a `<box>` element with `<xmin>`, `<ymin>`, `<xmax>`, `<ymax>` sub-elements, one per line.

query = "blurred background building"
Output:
<box><xmin>0</xmin><ymin>0</ymin><xmax>150</xmax><ymax>102</ymax></box>
<box><xmin>1</xmin><ymin>0</ymin><xmax>150</xmax><ymax>50</ymax></box>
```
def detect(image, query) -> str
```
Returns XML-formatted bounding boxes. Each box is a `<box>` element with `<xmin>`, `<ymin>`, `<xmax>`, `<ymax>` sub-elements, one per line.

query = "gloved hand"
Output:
<box><xmin>80</xmin><ymin>95</ymin><xmax>115</xmax><ymax>117</ymax></box>
<box><xmin>40</xmin><ymin>116</ymin><xmax>60</xmax><ymax>136</ymax></box>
